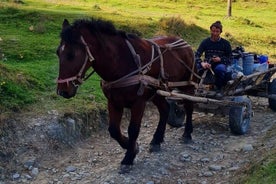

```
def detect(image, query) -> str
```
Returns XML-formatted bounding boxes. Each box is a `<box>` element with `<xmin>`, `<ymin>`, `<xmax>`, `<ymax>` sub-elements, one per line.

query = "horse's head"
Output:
<box><xmin>56</xmin><ymin>19</ymin><xmax>94</xmax><ymax>98</ymax></box>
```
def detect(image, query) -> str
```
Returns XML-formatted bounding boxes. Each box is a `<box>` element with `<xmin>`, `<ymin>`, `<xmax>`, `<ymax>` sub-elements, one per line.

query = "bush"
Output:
<box><xmin>158</xmin><ymin>16</ymin><xmax>187</xmax><ymax>36</ymax></box>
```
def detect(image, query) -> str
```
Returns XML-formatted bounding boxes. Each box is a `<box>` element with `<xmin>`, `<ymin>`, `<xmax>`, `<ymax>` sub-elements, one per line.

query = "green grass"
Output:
<box><xmin>236</xmin><ymin>124</ymin><xmax>276</xmax><ymax>184</ymax></box>
<box><xmin>244</xmin><ymin>159</ymin><xmax>276</xmax><ymax>184</ymax></box>
<box><xmin>0</xmin><ymin>0</ymin><xmax>276</xmax><ymax>114</ymax></box>
<box><xmin>240</xmin><ymin>151</ymin><xmax>276</xmax><ymax>184</ymax></box>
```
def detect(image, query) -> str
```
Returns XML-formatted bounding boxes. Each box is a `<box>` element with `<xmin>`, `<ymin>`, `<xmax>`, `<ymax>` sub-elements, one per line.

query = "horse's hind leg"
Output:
<box><xmin>149</xmin><ymin>95</ymin><xmax>169</xmax><ymax>152</ymax></box>
<box><xmin>182</xmin><ymin>100</ymin><xmax>194</xmax><ymax>143</ymax></box>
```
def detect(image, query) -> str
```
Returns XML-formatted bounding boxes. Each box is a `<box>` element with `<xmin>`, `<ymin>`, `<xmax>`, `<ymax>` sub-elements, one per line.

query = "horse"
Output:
<box><xmin>56</xmin><ymin>18</ymin><xmax>198</xmax><ymax>173</ymax></box>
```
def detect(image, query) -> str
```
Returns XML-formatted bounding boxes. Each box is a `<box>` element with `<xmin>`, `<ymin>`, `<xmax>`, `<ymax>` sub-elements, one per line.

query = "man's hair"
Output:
<box><xmin>210</xmin><ymin>21</ymin><xmax>223</xmax><ymax>32</ymax></box>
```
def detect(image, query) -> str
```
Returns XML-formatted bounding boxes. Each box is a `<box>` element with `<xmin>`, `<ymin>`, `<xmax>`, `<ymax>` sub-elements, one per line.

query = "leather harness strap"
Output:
<box><xmin>102</xmin><ymin>38</ymin><xmax>199</xmax><ymax>91</ymax></box>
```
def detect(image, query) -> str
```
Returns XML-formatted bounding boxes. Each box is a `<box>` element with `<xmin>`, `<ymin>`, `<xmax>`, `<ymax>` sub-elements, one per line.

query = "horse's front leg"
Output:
<box><xmin>182</xmin><ymin>100</ymin><xmax>194</xmax><ymax>144</ymax></box>
<box><xmin>120</xmin><ymin>101</ymin><xmax>146</xmax><ymax>173</ymax></box>
<box><xmin>107</xmin><ymin>101</ymin><xmax>128</xmax><ymax>150</ymax></box>
<box><xmin>150</xmin><ymin>95</ymin><xmax>169</xmax><ymax>152</ymax></box>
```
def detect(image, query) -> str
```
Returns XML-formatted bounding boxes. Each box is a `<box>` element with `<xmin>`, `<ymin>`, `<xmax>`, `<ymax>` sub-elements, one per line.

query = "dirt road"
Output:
<box><xmin>1</xmin><ymin>97</ymin><xmax>275</xmax><ymax>184</ymax></box>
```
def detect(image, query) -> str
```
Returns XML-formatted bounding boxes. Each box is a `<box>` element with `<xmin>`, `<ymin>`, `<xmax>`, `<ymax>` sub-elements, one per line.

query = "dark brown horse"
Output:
<box><xmin>56</xmin><ymin>18</ymin><xmax>197</xmax><ymax>173</ymax></box>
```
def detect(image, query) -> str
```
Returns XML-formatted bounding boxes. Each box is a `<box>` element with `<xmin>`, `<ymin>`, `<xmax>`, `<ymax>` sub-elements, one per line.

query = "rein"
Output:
<box><xmin>56</xmin><ymin>36</ymin><xmax>95</xmax><ymax>87</ymax></box>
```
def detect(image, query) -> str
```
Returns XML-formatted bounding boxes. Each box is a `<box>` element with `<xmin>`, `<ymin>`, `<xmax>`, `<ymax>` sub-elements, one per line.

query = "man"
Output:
<box><xmin>195</xmin><ymin>21</ymin><xmax>232</xmax><ymax>97</ymax></box>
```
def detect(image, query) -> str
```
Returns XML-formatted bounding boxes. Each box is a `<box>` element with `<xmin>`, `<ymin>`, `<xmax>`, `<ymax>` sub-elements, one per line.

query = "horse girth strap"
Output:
<box><xmin>101</xmin><ymin>75</ymin><xmax>160</xmax><ymax>89</ymax></box>
<box><xmin>101</xmin><ymin>74</ymin><xmax>198</xmax><ymax>90</ymax></box>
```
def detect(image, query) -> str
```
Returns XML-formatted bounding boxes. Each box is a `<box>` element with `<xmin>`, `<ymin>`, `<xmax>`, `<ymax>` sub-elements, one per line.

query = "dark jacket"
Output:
<box><xmin>195</xmin><ymin>37</ymin><xmax>232</xmax><ymax>69</ymax></box>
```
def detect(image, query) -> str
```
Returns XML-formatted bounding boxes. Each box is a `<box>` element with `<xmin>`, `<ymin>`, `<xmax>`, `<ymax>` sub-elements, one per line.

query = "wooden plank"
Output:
<box><xmin>157</xmin><ymin>90</ymin><xmax>247</xmax><ymax>107</ymax></box>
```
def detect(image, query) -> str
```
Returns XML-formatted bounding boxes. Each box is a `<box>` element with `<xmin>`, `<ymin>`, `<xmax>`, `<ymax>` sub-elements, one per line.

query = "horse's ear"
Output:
<box><xmin>62</xmin><ymin>19</ymin><xmax>70</xmax><ymax>30</ymax></box>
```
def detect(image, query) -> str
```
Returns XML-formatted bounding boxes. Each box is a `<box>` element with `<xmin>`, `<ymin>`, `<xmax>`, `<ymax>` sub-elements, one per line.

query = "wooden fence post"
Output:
<box><xmin>227</xmin><ymin>0</ymin><xmax>232</xmax><ymax>17</ymax></box>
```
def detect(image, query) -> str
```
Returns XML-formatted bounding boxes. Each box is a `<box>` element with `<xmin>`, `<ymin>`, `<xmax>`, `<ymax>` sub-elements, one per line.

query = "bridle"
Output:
<box><xmin>56</xmin><ymin>36</ymin><xmax>95</xmax><ymax>87</ymax></box>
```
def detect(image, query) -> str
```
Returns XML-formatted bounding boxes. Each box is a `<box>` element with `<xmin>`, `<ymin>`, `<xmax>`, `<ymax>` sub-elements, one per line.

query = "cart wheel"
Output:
<box><xmin>167</xmin><ymin>100</ymin><xmax>185</xmax><ymax>127</ymax></box>
<box><xmin>268</xmin><ymin>78</ymin><xmax>276</xmax><ymax>111</ymax></box>
<box><xmin>229</xmin><ymin>96</ymin><xmax>252</xmax><ymax>135</ymax></box>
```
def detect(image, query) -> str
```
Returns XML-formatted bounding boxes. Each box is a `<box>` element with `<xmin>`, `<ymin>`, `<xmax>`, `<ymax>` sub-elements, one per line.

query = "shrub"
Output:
<box><xmin>158</xmin><ymin>16</ymin><xmax>187</xmax><ymax>36</ymax></box>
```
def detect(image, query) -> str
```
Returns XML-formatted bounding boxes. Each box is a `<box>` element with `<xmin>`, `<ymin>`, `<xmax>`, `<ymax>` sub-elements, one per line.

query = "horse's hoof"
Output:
<box><xmin>119</xmin><ymin>164</ymin><xmax>132</xmax><ymax>174</ymax></box>
<box><xmin>181</xmin><ymin>134</ymin><xmax>193</xmax><ymax>144</ymax></box>
<box><xmin>149</xmin><ymin>144</ymin><xmax>161</xmax><ymax>153</ymax></box>
<box><xmin>181</xmin><ymin>136</ymin><xmax>193</xmax><ymax>144</ymax></box>
<box><xmin>182</xmin><ymin>138</ymin><xmax>194</xmax><ymax>144</ymax></box>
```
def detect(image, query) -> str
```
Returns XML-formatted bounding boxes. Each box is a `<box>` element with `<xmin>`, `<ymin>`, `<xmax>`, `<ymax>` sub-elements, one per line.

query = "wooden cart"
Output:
<box><xmin>158</xmin><ymin>64</ymin><xmax>276</xmax><ymax>135</ymax></box>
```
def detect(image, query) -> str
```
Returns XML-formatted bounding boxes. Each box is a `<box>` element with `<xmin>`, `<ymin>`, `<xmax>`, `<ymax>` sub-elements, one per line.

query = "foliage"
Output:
<box><xmin>158</xmin><ymin>16</ymin><xmax>188</xmax><ymax>36</ymax></box>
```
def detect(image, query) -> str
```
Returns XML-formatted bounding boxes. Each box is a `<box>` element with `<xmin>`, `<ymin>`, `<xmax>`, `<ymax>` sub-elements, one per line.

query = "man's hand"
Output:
<box><xmin>201</xmin><ymin>61</ymin><xmax>211</xmax><ymax>69</ymax></box>
<box><xmin>212</xmin><ymin>56</ymin><xmax>221</xmax><ymax>63</ymax></box>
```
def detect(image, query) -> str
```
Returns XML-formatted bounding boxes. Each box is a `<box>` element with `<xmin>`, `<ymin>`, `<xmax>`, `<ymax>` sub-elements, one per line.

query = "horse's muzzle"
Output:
<box><xmin>57</xmin><ymin>89</ymin><xmax>76</xmax><ymax>99</ymax></box>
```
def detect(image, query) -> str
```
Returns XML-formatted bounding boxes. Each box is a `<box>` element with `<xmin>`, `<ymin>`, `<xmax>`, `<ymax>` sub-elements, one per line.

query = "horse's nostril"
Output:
<box><xmin>61</xmin><ymin>92</ymin><xmax>66</xmax><ymax>97</ymax></box>
<box><xmin>57</xmin><ymin>89</ymin><xmax>62</xmax><ymax>96</ymax></box>
<box><xmin>57</xmin><ymin>90</ymin><xmax>65</xmax><ymax>97</ymax></box>
<box><xmin>58</xmin><ymin>91</ymin><xmax>71</xmax><ymax>99</ymax></box>
<box><xmin>57</xmin><ymin>87</ymin><xmax>76</xmax><ymax>99</ymax></box>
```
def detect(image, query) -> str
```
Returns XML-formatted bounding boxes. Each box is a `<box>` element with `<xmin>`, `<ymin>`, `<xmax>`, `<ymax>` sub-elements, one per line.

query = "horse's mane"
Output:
<box><xmin>61</xmin><ymin>18</ymin><xmax>139</xmax><ymax>44</ymax></box>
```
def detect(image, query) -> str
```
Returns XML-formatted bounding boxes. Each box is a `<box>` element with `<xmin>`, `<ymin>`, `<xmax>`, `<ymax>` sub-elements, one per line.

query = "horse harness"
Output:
<box><xmin>57</xmin><ymin>35</ymin><xmax>200</xmax><ymax>95</ymax></box>
<box><xmin>101</xmin><ymin>38</ymin><xmax>200</xmax><ymax>95</ymax></box>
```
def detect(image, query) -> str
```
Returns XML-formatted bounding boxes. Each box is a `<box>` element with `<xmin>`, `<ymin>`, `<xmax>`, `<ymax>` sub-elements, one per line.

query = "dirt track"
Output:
<box><xmin>0</xmin><ymin>96</ymin><xmax>276</xmax><ymax>184</ymax></box>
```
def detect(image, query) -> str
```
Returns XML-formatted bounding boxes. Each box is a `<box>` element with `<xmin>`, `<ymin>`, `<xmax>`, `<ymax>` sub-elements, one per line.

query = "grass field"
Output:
<box><xmin>1</xmin><ymin>0</ymin><xmax>276</xmax><ymax>112</ymax></box>
<box><xmin>0</xmin><ymin>0</ymin><xmax>275</xmax><ymax>182</ymax></box>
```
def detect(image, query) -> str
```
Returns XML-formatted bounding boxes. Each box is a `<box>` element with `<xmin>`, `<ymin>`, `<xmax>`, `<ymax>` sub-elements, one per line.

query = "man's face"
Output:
<box><xmin>210</xmin><ymin>26</ymin><xmax>221</xmax><ymax>40</ymax></box>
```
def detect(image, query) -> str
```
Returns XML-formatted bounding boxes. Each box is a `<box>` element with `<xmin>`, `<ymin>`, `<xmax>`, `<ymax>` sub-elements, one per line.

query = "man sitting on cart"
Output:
<box><xmin>195</xmin><ymin>21</ymin><xmax>232</xmax><ymax>98</ymax></box>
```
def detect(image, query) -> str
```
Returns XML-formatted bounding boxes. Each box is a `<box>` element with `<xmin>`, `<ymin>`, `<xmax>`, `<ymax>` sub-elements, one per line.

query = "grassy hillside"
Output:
<box><xmin>0</xmin><ymin>0</ymin><xmax>276</xmax><ymax>113</ymax></box>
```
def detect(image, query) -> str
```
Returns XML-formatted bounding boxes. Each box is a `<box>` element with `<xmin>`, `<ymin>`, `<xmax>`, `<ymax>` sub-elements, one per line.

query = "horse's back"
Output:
<box><xmin>149</xmin><ymin>36</ymin><xmax>194</xmax><ymax>61</ymax></box>
<box><xmin>149</xmin><ymin>36</ymin><xmax>195</xmax><ymax>81</ymax></box>
<box><xmin>148</xmin><ymin>35</ymin><xmax>181</xmax><ymax>45</ymax></box>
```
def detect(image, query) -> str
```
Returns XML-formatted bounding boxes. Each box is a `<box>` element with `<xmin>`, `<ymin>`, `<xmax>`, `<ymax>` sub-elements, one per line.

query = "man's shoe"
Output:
<box><xmin>215</xmin><ymin>88</ymin><xmax>224</xmax><ymax>99</ymax></box>
<box><xmin>215</xmin><ymin>92</ymin><xmax>223</xmax><ymax>99</ymax></box>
